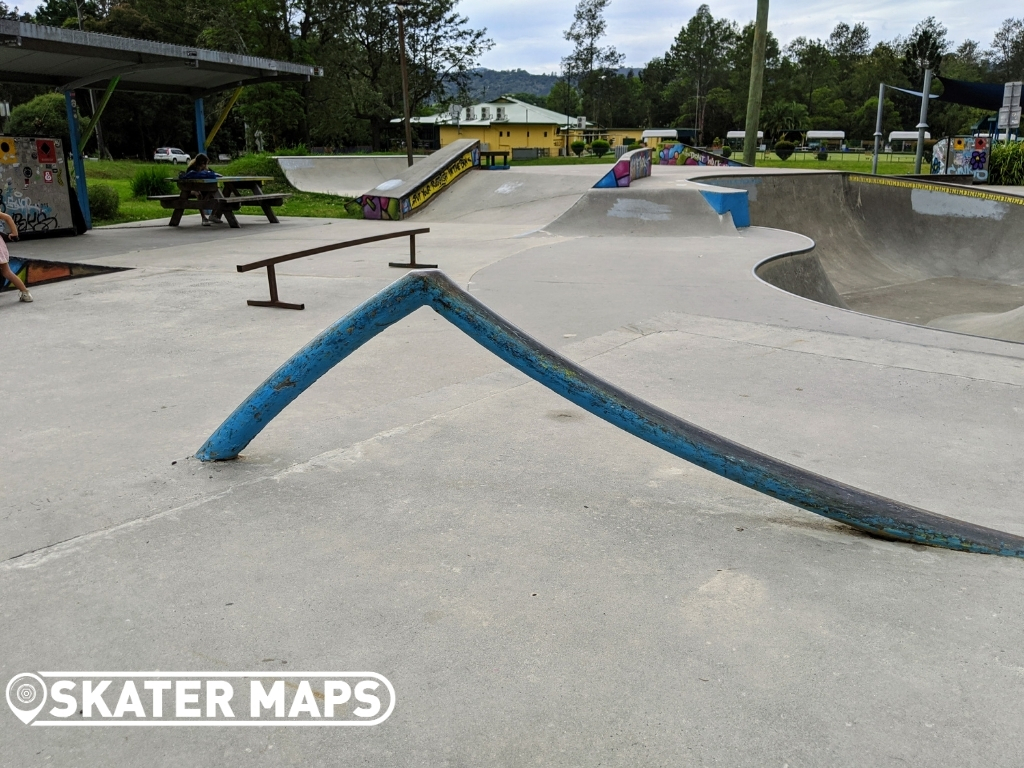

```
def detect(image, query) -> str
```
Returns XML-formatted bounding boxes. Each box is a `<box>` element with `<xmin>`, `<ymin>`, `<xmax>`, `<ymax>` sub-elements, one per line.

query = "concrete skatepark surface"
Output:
<box><xmin>2</xmin><ymin>164</ymin><xmax>1023</xmax><ymax>765</ymax></box>
<box><xmin>276</xmin><ymin>154</ymin><xmax>426</xmax><ymax>198</ymax></box>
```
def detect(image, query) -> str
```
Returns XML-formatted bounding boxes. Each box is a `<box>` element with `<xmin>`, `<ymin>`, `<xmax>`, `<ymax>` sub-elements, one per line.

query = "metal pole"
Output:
<box><xmin>64</xmin><ymin>91</ymin><xmax>91</xmax><ymax>229</ymax></box>
<box><xmin>195</xmin><ymin>98</ymin><xmax>206</xmax><ymax>156</ymax></box>
<box><xmin>914</xmin><ymin>68</ymin><xmax>932</xmax><ymax>174</ymax></box>
<box><xmin>743</xmin><ymin>0</ymin><xmax>769</xmax><ymax>166</ymax></box>
<box><xmin>396</xmin><ymin>5</ymin><xmax>414</xmax><ymax>168</ymax></box>
<box><xmin>872</xmin><ymin>83</ymin><xmax>885</xmax><ymax>175</ymax></box>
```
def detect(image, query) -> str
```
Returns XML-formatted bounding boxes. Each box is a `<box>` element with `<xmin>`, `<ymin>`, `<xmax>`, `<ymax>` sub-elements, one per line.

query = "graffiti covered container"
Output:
<box><xmin>0</xmin><ymin>136</ymin><xmax>76</xmax><ymax>236</ymax></box>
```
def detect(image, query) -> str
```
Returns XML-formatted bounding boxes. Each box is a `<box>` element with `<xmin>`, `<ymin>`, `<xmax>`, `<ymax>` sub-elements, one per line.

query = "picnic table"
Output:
<box><xmin>479</xmin><ymin>150</ymin><xmax>510</xmax><ymax>169</ymax></box>
<box><xmin>149</xmin><ymin>176</ymin><xmax>291</xmax><ymax>228</ymax></box>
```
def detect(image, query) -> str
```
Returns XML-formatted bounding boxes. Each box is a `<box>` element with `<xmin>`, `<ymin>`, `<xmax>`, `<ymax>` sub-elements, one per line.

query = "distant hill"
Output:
<box><xmin>448</xmin><ymin>67</ymin><xmax>645</xmax><ymax>104</ymax></box>
<box><xmin>461</xmin><ymin>69</ymin><xmax>560</xmax><ymax>101</ymax></box>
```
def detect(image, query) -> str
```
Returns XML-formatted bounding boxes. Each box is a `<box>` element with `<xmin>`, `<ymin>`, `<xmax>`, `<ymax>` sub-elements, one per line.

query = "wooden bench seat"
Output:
<box><xmin>148</xmin><ymin>193</ymin><xmax>291</xmax><ymax>206</ymax></box>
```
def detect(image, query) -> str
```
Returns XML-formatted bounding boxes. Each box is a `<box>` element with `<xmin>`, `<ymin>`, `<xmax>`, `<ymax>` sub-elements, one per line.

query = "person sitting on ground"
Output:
<box><xmin>181</xmin><ymin>153</ymin><xmax>221</xmax><ymax>226</ymax></box>
<box><xmin>0</xmin><ymin>211</ymin><xmax>32</xmax><ymax>303</ymax></box>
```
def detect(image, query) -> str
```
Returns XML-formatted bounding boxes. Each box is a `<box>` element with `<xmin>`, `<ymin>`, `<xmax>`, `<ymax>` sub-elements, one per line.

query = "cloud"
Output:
<box><xmin>11</xmin><ymin>0</ymin><xmax>1021</xmax><ymax>74</ymax></box>
<box><xmin>458</xmin><ymin>0</ymin><xmax>1022</xmax><ymax>72</ymax></box>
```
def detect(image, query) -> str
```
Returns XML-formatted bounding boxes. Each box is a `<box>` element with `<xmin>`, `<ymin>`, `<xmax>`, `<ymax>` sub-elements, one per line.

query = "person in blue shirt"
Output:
<box><xmin>181</xmin><ymin>153</ymin><xmax>221</xmax><ymax>226</ymax></box>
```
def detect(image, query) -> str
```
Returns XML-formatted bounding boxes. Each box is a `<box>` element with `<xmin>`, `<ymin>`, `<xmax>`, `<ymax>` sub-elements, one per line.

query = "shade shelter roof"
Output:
<box><xmin>0</xmin><ymin>20</ymin><xmax>320</xmax><ymax>95</ymax></box>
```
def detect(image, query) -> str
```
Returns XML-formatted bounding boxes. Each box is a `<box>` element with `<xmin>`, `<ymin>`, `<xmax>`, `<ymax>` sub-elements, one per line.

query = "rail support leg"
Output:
<box><xmin>390</xmin><ymin>233</ymin><xmax>437</xmax><ymax>269</ymax></box>
<box><xmin>247</xmin><ymin>263</ymin><xmax>305</xmax><ymax>310</ymax></box>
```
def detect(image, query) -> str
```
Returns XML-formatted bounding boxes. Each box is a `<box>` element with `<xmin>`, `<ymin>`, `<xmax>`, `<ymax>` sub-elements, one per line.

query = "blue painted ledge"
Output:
<box><xmin>698</xmin><ymin>188</ymin><xmax>750</xmax><ymax>227</ymax></box>
<box><xmin>196</xmin><ymin>270</ymin><xmax>1024</xmax><ymax>558</ymax></box>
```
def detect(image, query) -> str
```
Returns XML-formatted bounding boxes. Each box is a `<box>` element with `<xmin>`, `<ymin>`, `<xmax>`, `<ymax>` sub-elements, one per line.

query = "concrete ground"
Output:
<box><xmin>2</xmin><ymin>164</ymin><xmax>1023</xmax><ymax>766</ymax></box>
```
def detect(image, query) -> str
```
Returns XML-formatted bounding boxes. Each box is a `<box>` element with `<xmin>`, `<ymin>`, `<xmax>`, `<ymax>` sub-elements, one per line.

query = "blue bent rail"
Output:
<box><xmin>196</xmin><ymin>270</ymin><xmax>1024</xmax><ymax>558</ymax></box>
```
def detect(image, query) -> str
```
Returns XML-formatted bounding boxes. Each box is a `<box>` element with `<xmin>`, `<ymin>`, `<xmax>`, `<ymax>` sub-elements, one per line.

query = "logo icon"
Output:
<box><xmin>6</xmin><ymin>673</ymin><xmax>48</xmax><ymax>724</ymax></box>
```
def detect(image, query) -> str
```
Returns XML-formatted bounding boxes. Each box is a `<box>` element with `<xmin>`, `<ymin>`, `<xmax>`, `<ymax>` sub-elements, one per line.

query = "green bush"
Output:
<box><xmin>6</xmin><ymin>93</ymin><xmax>68</xmax><ymax>139</ymax></box>
<box><xmin>88</xmin><ymin>184</ymin><xmax>120</xmax><ymax>220</ymax></box>
<box><xmin>221</xmin><ymin>152</ymin><xmax>289</xmax><ymax>185</ymax></box>
<box><xmin>130</xmin><ymin>166</ymin><xmax>174</xmax><ymax>198</ymax></box>
<box><xmin>774</xmin><ymin>140</ymin><xmax>796</xmax><ymax>161</ymax></box>
<box><xmin>721</xmin><ymin>146</ymin><xmax>732</xmax><ymax>157</ymax></box>
<box><xmin>590</xmin><ymin>139</ymin><xmax>610</xmax><ymax>158</ymax></box>
<box><xmin>816</xmin><ymin>150</ymin><xmax>828</xmax><ymax>161</ymax></box>
<box><xmin>990</xmin><ymin>141</ymin><xmax>1024</xmax><ymax>186</ymax></box>
<box><xmin>570</xmin><ymin>140</ymin><xmax>586</xmax><ymax>157</ymax></box>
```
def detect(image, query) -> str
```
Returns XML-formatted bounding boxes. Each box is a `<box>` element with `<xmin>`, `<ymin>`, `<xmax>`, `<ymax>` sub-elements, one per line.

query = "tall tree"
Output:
<box><xmin>561</xmin><ymin>0</ymin><xmax>623</xmax><ymax>86</ymax></box>
<box><xmin>902</xmin><ymin>17</ymin><xmax>948</xmax><ymax>83</ymax></box>
<box><xmin>670</xmin><ymin>4</ymin><xmax>737</xmax><ymax>142</ymax></box>
<box><xmin>560</xmin><ymin>0</ymin><xmax>623</xmax><ymax>127</ymax></box>
<box><xmin>988</xmin><ymin>18</ymin><xmax>1024</xmax><ymax>81</ymax></box>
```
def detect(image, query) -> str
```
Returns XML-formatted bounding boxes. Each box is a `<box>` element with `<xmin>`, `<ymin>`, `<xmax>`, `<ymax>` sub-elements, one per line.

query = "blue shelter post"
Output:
<box><xmin>63</xmin><ymin>90</ymin><xmax>91</xmax><ymax>229</ymax></box>
<box><xmin>194</xmin><ymin>97</ymin><xmax>206</xmax><ymax>156</ymax></box>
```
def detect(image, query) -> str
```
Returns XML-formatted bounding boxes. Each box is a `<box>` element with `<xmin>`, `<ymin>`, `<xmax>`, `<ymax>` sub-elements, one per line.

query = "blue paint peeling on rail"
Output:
<box><xmin>196</xmin><ymin>270</ymin><xmax>1024</xmax><ymax>558</ymax></box>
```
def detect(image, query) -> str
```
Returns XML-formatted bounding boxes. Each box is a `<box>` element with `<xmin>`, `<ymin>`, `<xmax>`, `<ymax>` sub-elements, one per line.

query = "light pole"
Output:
<box><xmin>913</xmin><ymin>68</ymin><xmax>933</xmax><ymax>175</ymax></box>
<box><xmin>395</xmin><ymin>3</ymin><xmax>414</xmax><ymax>167</ymax></box>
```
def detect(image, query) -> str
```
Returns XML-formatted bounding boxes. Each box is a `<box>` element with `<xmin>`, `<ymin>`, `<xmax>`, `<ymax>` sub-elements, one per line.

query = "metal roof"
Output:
<box><xmin>392</xmin><ymin>97</ymin><xmax>592</xmax><ymax>128</ymax></box>
<box><xmin>0</xmin><ymin>20</ymin><xmax>320</xmax><ymax>95</ymax></box>
<box><xmin>888</xmin><ymin>131</ymin><xmax>931</xmax><ymax>141</ymax></box>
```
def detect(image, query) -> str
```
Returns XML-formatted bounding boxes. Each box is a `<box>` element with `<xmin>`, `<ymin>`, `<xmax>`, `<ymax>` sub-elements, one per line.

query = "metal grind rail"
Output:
<box><xmin>236</xmin><ymin>227</ymin><xmax>435</xmax><ymax>309</ymax></box>
<box><xmin>196</xmin><ymin>269</ymin><xmax>1024</xmax><ymax>559</ymax></box>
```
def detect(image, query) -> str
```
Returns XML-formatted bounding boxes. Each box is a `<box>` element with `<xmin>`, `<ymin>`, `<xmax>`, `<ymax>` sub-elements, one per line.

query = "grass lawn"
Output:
<box><xmin>513</xmin><ymin>155</ymin><xmax>617</xmax><ymax>166</ymax></box>
<box><xmin>750</xmin><ymin>152</ymin><xmax>919</xmax><ymax>174</ymax></box>
<box><xmin>505</xmin><ymin>151</ymin><xmax>920</xmax><ymax>175</ymax></box>
<box><xmin>82</xmin><ymin>159</ymin><xmax>362</xmax><ymax>226</ymax></box>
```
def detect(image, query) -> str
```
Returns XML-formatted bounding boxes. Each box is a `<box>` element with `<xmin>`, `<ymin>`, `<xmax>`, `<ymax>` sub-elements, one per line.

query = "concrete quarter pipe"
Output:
<box><xmin>275</xmin><ymin>154</ymin><xmax>426</xmax><ymax>198</ymax></box>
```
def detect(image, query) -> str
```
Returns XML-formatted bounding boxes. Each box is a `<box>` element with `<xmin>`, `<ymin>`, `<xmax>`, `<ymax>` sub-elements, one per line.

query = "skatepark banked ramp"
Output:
<box><xmin>545</xmin><ymin>184</ymin><xmax>749</xmax><ymax>236</ymax></box>
<box><xmin>276</xmin><ymin>155</ymin><xmax>427</xmax><ymax>198</ymax></box>
<box><xmin>357</xmin><ymin>139</ymin><xmax>480</xmax><ymax>220</ymax></box>
<box><xmin>705</xmin><ymin>173</ymin><xmax>1024</xmax><ymax>342</ymax></box>
<box><xmin>195</xmin><ymin>269</ymin><xmax>1024</xmax><ymax>558</ymax></box>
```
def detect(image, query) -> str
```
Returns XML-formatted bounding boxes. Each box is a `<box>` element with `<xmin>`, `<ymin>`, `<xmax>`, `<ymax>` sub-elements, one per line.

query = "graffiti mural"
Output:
<box><xmin>931</xmin><ymin>136</ymin><xmax>990</xmax><ymax>182</ymax></box>
<box><xmin>656</xmin><ymin>143</ymin><xmax>746</xmax><ymax>168</ymax></box>
<box><xmin>629</xmin><ymin>148</ymin><xmax>652</xmax><ymax>180</ymax></box>
<box><xmin>0</xmin><ymin>136</ymin><xmax>76</xmax><ymax>236</ymax></box>
<box><xmin>361</xmin><ymin>195</ymin><xmax>401</xmax><ymax>221</ymax></box>
<box><xmin>594</xmin><ymin>148</ymin><xmax>653</xmax><ymax>188</ymax></box>
<box><xmin>406</xmin><ymin>149</ymin><xmax>478</xmax><ymax>213</ymax></box>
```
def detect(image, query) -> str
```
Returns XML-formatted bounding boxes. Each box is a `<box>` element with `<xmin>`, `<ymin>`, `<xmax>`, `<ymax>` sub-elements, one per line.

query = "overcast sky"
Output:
<box><xmin>11</xmin><ymin>0</ymin><xmax>1020</xmax><ymax>73</ymax></box>
<box><xmin>458</xmin><ymin>0</ymin><xmax>1020</xmax><ymax>73</ymax></box>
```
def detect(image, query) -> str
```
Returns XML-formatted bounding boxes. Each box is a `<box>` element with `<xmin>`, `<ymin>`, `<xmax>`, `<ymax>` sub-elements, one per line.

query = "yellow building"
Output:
<box><xmin>397</xmin><ymin>96</ymin><xmax>642</xmax><ymax>156</ymax></box>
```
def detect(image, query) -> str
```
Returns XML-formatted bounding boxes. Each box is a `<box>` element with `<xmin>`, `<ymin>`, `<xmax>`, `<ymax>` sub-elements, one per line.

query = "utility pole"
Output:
<box><xmin>742</xmin><ymin>0</ymin><xmax>769</xmax><ymax>165</ymax></box>
<box><xmin>396</xmin><ymin>3</ymin><xmax>414</xmax><ymax>167</ymax></box>
<box><xmin>871</xmin><ymin>83</ymin><xmax>885</xmax><ymax>174</ymax></box>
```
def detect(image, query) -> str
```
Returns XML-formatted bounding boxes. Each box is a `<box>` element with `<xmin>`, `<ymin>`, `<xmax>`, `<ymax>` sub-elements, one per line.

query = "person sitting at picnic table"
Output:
<box><xmin>180</xmin><ymin>153</ymin><xmax>221</xmax><ymax>226</ymax></box>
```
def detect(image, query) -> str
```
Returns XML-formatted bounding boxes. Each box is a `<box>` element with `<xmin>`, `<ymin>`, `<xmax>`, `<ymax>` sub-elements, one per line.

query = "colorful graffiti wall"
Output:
<box><xmin>931</xmin><ymin>136</ymin><xmax>990</xmax><ymax>182</ymax></box>
<box><xmin>0</xmin><ymin>137</ymin><xmax>76</xmax><ymax>236</ymax></box>
<box><xmin>656</xmin><ymin>143</ymin><xmax>746</xmax><ymax>168</ymax></box>
<box><xmin>359</xmin><ymin>146</ymin><xmax>481</xmax><ymax>220</ymax></box>
<box><xmin>594</xmin><ymin>148</ymin><xmax>653</xmax><ymax>188</ymax></box>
